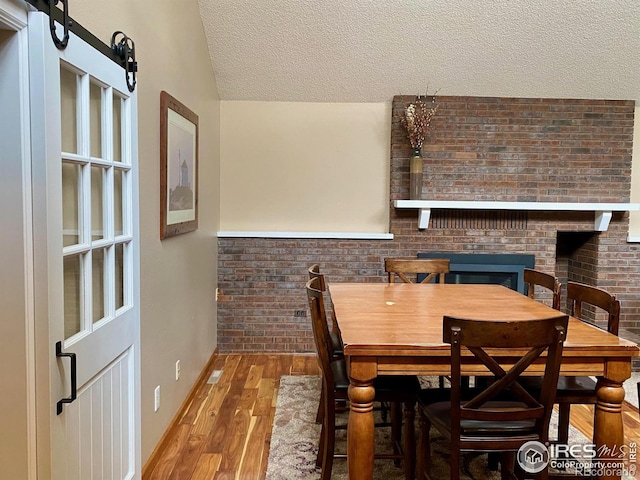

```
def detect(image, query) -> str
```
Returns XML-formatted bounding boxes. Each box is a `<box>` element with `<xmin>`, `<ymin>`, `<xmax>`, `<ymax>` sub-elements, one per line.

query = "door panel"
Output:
<box><xmin>63</xmin><ymin>348</ymin><xmax>133</xmax><ymax>480</ymax></box>
<box><xmin>29</xmin><ymin>11</ymin><xmax>140</xmax><ymax>479</ymax></box>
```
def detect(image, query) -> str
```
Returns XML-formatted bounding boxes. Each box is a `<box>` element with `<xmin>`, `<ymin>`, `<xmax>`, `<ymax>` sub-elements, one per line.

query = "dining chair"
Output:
<box><xmin>385</xmin><ymin>257</ymin><xmax>450</xmax><ymax>284</ymax></box>
<box><xmin>306</xmin><ymin>277</ymin><xmax>421</xmax><ymax>480</ymax></box>
<box><xmin>308</xmin><ymin>264</ymin><xmax>345</xmax><ymax>425</ymax></box>
<box><xmin>486</xmin><ymin>268</ymin><xmax>560</xmax><ymax>475</ymax></box>
<box><xmin>417</xmin><ymin>314</ymin><xmax>569</xmax><ymax>480</ymax></box>
<box><xmin>309</xmin><ymin>264</ymin><xmax>400</xmax><ymax>426</ymax></box>
<box><xmin>522</xmin><ymin>281</ymin><xmax>620</xmax><ymax>447</ymax></box>
<box><xmin>554</xmin><ymin>281</ymin><xmax>620</xmax><ymax>445</ymax></box>
<box><xmin>523</xmin><ymin>268</ymin><xmax>562</xmax><ymax>310</ymax></box>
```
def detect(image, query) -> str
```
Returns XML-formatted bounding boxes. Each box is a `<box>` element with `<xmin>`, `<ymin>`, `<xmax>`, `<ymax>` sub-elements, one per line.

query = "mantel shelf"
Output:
<box><xmin>393</xmin><ymin>200</ymin><xmax>640</xmax><ymax>231</ymax></box>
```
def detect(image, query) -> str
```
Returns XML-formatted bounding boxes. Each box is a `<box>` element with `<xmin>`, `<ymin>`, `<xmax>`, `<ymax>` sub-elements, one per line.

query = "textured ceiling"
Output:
<box><xmin>198</xmin><ymin>0</ymin><xmax>640</xmax><ymax>103</ymax></box>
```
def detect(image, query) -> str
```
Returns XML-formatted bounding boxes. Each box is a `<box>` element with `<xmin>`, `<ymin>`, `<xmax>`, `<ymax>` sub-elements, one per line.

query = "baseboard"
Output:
<box><xmin>141</xmin><ymin>348</ymin><xmax>219</xmax><ymax>479</ymax></box>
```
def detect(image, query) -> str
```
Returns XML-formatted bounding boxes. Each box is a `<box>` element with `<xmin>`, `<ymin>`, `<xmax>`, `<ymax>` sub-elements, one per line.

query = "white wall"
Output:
<box><xmin>220</xmin><ymin>101</ymin><xmax>391</xmax><ymax>234</ymax></box>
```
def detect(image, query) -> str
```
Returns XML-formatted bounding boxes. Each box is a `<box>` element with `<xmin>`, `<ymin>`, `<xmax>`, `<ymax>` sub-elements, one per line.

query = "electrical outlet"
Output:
<box><xmin>215</xmin><ymin>288</ymin><xmax>220</xmax><ymax>301</ymax></box>
<box><xmin>154</xmin><ymin>385</ymin><xmax>160</xmax><ymax>412</ymax></box>
<box><xmin>175</xmin><ymin>360</ymin><xmax>181</xmax><ymax>380</ymax></box>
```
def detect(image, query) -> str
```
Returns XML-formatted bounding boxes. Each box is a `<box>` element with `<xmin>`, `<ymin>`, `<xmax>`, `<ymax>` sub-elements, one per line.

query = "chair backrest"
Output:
<box><xmin>567</xmin><ymin>281</ymin><xmax>620</xmax><ymax>335</ymax></box>
<box><xmin>385</xmin><ymin>258</ymin><xmax>450</xmax><ymax>284</ymax></box>
<box><xmin>306</xmin><ymin>277</ymin><xmax>334</xmax><ymax>385</ymax></box>
<box><xmin>308</xmin><ymin>263</ymin><xmax>341</xmax><ymax>337</ymax></box>
<box><xmin>444</xmin><ymin>315</ymin><xmax>568</xmax><ymax>444</ymax></box>
<box><xmin>308</xmin><ymin>264</ymin><xmax>327</xmax><ymax>291</ymax></box>
<box><xmin>523</xmin><ymin>268</ymin><xmax>562</xmax><ymax>310</ymax></box>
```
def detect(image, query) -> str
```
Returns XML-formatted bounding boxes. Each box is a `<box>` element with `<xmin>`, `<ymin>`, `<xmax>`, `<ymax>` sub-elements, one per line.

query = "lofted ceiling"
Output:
<box><xmin>198</xmin><ymin>0</ymin><xmax>640</xmax><ymax>103</ymax></box>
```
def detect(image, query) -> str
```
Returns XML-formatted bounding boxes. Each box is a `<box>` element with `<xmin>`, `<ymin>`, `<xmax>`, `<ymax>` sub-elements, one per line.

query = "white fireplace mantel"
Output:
<box><xmin>393</xmin><ymin>200</ymin><xmax>640</xmax><ymax>231</ymax></box>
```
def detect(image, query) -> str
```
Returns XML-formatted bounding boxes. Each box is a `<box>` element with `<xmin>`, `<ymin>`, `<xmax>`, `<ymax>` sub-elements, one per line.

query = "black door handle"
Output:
<box><xmin>56</xmin><ymin>341</ymin><xmax>77</xmax><ymax>415</ymax></box>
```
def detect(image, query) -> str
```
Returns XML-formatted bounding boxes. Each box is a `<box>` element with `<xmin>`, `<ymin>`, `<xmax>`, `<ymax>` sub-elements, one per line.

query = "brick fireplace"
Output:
<box><xmin>217</xmin><ymin>95</ymin><xmax>639</xmax><ymax>361</ymax></box>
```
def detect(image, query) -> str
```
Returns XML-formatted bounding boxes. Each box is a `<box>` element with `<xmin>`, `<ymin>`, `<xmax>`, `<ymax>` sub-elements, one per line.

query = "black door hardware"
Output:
<box><xmin>56</xmin><ymin>341</ymin><xmax>77</xmax><ymax>415</ymax></box>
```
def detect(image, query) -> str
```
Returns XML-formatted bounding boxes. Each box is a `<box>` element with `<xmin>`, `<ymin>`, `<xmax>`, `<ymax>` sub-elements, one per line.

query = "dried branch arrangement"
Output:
<box><xmin>401</xmin><ymin>93</ymin><xmax>439</xmax><ymax>152</ymax></box>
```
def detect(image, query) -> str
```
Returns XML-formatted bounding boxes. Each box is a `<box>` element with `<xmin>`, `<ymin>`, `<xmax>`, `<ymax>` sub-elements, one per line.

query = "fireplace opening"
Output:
<box><xmin>555</xmin><ymin>231</ymin><xmax>598</xmax><ymax>289</ymax></box>
<box><xmin>556</xmin><ymin>230</ymin><xmax>600</xmax><ymax>321</ymax></box>
<box><xmin>418</xmin><ymin>253</ymin><xmax>535</xmax><ymax>294</ymax></box>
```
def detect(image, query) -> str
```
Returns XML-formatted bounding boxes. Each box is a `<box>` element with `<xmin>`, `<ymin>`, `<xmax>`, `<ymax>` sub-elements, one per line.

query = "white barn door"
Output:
<box><xmin>29</xmin><ymin>11</ymin><xmax>140</xmax><ymax>479</ymax></box>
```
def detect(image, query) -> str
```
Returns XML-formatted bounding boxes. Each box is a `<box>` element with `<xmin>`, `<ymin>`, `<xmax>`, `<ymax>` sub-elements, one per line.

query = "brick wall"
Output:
<box><xmin>217</xmin><ymin>96</ymin><xmax>639</xmax><ymax>353</ymax></box>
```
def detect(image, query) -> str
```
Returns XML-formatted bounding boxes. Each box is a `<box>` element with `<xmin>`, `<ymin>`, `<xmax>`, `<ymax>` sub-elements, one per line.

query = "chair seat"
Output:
<box><xmin>375</xmin><ymin>375</ymin><xmax>422</xmax><ymax>400</ymax></box>
<box><xmin>330</xmin><ymin>331</ymin><xmax>343</xmax><ymax>357</ymax></box>
<box><xmin>331</xmin><ymin>359</ymin><xmax>421</xmax><ymax>397</ymax></box>
<box><xmin>521</xmin><ymin>375</ymin><xmax>597</xmax><ymax>401</ymax></box>
<box><xmin>424</xmin><ymin>401</ymin><xmax>537</xmax><ymax>436</ymax></box>
<box><xmin>418</xmin><ymin>386</ymin><xmax>487</xmax><ymax>406</ymax></box>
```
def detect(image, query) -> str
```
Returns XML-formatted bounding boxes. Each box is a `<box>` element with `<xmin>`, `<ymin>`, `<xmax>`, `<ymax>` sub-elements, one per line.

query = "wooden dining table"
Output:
<box><xmin>328</xmin><ymin>283</ymin><xmax>640</xmax><ymax>480</ymax></box>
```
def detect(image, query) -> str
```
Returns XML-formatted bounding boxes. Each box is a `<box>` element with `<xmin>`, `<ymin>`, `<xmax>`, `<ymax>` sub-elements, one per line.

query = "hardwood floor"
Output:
<box><xmin>144</xmin><ymin>353</ymin><xmax>640</xmax><ymax>480</ymax></box>
<box><xmin>144</xmin><ymin>353</ymin><xmax>320</xmax><ymax>480</ymax></box>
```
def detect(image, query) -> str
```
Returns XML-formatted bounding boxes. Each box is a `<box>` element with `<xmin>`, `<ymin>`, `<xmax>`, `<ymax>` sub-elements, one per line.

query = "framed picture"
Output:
<box><xmin>160</xmin><ymin>91</ymin><xmax>199</xmax><ymax>239</ymax></box>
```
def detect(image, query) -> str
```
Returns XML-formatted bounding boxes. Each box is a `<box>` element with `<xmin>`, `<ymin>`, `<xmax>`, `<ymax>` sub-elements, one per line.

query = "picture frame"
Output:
<box><xmin>160</xmin><ymin>91</ymin><xmax>199</xmax><ymax>239</ymax></box>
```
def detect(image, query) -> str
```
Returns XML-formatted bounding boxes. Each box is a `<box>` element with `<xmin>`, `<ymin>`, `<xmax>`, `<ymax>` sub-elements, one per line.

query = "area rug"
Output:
<box><xmin>623</xmin><ymin>371</ymin><xmax>640</xmax><ymax>408</ymax></box>
<box><xmin>265</xmin><ymin>376</ymin><xmax>601</xmax><ymax>480</ymax></box>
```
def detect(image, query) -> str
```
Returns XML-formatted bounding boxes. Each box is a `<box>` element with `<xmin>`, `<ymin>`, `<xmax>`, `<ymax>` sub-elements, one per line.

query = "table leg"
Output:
<box><xmin>347</xmin><ymin>360</ymin><xmax>376</xmax><ymax>480</ymax></box>
<box><xmin>593</xmin><ymin>361</ymin><xmax>630</xmax><ymax>480</ymax></box>
<box><xmin>403</xmin><ymin>399</ymin><xmax>416</xmax><ymax>480</ymax></box>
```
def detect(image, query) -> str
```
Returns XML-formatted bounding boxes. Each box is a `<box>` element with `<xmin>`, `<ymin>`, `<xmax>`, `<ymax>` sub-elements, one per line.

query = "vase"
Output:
<box><xmin>409</xmin><ymin>151</ymin><xmax>423</xmax><ymax>200</ymax></box>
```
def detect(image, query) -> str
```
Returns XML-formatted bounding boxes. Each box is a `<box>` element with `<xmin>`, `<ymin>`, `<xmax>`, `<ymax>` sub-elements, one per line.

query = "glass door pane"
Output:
<box><xmin>60</xmin><ymin>66</ymin><xmax>77</xmax><ymax>154</ymax></box>
<box><xmin>113</xmin><ymin>95</ymin><xmax>122</xmax><ymax>162</ymax></box>
<box><xmin>91</xmin><ymin>166</ymin><xmax>105</xmax><ymax>241</ymax></box>
<box><xmin>63</xmin><ymin>254</ymin><xmax>83</xmax><ymax>339</ymax></box>
<box><xmin>92</xmin><ymin>248</ymin><xmax>105</xmax><ymax>323</ymax></box>
<box><xmin>89</xmin><ymin>81</ymin><xmax>103</xmax><ymax>158</ymax></box>
<box><xmin>62</xmin><ymin>162</ymin><xmax>81</xmax><ymax>246</ymax></box>
<box><xmin>114</xmin><ymin>168</ymin><xmax>124</xmax><ymax>236</ymax></box>
<box><xmin>115</xmin><ymin>243</ymin><xmax>124</xmax><ymax>310</ymax></box>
